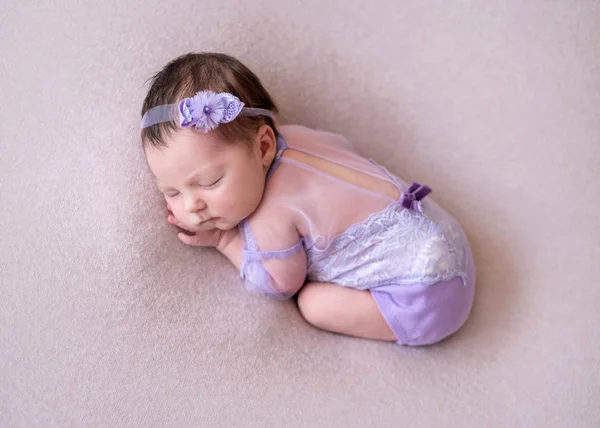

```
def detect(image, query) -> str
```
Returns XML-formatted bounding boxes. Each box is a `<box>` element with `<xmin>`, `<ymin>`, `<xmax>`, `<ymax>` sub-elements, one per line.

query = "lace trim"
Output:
<box><xmin>305</xmin><ymin>201</ymin><xmax>468</xmax><ymax>289</ymax></box>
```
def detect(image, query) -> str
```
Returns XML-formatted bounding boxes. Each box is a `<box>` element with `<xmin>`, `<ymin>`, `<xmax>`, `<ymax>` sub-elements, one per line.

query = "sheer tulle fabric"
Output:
<box><xmin>239</xmin><ymin>125</ymin><xmax>470</xmax><ymax>298</ymax></box>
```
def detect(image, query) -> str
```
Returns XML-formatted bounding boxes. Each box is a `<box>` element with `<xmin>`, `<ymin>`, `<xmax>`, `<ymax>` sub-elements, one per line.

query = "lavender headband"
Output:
<box><xmin>140</xmin><ymin>90</ymin><xmax>273</xmax><ymax>133</ymax></box>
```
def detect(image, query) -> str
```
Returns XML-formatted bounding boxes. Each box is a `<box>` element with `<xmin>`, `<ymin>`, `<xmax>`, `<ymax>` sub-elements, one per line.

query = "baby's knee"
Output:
<box><xmin>297</xmin><ymin>284</ymin><xmax>331</xmax><ymax>329</ymax></box>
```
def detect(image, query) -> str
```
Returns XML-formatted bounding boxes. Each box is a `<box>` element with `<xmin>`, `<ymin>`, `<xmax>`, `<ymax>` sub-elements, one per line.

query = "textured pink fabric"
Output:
<box><xmin>2</xmin><ymin>1</ymin><xmax>599</xmax><ymax>427</ymax></box>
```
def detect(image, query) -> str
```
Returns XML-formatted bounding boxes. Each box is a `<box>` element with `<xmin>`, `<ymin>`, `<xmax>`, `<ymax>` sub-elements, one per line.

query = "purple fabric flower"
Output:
<box><xmin>177</xmin><ymin>91</ymin><xmax>245</xmax><ymax>133</ymax></box>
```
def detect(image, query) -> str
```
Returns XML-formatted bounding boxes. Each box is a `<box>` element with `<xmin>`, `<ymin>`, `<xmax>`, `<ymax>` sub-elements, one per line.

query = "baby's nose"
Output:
<box><xmin>184</xmin><ymin>194</ymin><xmax>207</xmax><ymax>213</ymax></box>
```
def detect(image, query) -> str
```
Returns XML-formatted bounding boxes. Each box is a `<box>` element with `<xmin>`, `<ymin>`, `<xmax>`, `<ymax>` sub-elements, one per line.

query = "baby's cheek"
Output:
<box><xmin>169</xmin><ymin>201</ymin><xmax>187</xmax><ymax>220</ymax></box>
<box><xmin>218</xmin><ymin>195</ymin><xmax>242</xmax><ymax>215</ymax></box>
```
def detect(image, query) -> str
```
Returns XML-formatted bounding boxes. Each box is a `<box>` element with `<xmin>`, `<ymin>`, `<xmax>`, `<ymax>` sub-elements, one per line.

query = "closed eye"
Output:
<box><xmin>199</xmin><ymin>176</ymin><xmax>223</xmax><ymax>188</ymax></box>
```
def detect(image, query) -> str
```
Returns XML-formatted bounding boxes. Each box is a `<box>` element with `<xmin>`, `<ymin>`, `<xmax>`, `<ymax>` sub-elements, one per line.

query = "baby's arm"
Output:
<box><xmin>167</xmin><ymin>211</ymin><xmax>242</xmax><ymax>268</ymax></box>
<box><xmin>236</xmin><ymin>213</ymin><xmax>307</xmax><ymax>299</ymax></box>
<box><xmin>255</xmin><ymin>245</ymin><xmax>306</xmax><ymax>298</ymax></box>
<box><xmin>168</xmin><ymin>205</ymin><xmax>306</xmax><ymax>298</ymax></box>
<box><xmin>220</xmin><ymin>227</ymin><xmax>306</xmax><ymax>298</ymax></box>
<box><xmin>216</xmin><ymin>229</ymin><xmax>243</xmax><ymax>269</ymax></box>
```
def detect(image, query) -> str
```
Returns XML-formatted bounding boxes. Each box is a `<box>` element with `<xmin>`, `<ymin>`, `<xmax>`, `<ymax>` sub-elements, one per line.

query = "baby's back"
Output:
<box><xmin>243</xmin><ymin>124</ymin><xmax>470</xmax><ymax>293</ymax></box>
<box><xmin>261</xmin><ymin>125</ymin><xmax>399</xmax><ymax>248</ymax></box>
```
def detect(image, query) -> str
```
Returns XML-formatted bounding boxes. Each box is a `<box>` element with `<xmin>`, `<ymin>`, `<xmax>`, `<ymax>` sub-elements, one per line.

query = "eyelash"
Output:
<box><xmin>164</xmin><ymin>176</ymin><xmax>222</xmax><ymax>197</ymax></box>
<box><xmin>199</xmin><ymin>176</ymin><xmax>223</xmax><ymax>188</ymax></box>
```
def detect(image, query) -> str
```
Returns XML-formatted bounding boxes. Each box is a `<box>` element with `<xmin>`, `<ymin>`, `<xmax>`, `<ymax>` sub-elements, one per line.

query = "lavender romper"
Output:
<box><xmin>239</xmin><ymin>125</ymin><xmax>475</xmax><ymax>346</ymax></box>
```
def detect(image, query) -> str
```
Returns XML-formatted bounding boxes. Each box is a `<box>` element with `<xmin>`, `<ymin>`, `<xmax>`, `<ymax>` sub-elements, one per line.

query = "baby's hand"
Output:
<box><xmin>166</xmin><ymin>204</ymin><xmax>223</xmax><ymax>247</ymax></box>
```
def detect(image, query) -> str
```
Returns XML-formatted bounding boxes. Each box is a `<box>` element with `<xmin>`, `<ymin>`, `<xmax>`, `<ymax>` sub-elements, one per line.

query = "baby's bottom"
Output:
<box><xmin>297</xmin><ymin>258</ymin><xmax>476</xmax><ymax>346</ymax></box>
<box><xmin>371</xmin><ymin>273</ymin><xmax>475</xmax><ymax>346</ymax></box>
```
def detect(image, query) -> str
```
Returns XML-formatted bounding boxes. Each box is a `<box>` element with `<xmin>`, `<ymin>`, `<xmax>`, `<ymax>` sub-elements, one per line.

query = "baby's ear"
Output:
<box><xmin>256</xmin><ymin>124</ymin><xmax>277</xmax><ymax>167</ymax></box>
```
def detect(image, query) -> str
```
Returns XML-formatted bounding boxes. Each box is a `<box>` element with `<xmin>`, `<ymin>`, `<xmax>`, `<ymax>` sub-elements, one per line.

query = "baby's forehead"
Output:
<box><xmin>147</xmin><ymin>127</ymin><xmax>251</xmax><ymax>169</ymax></box>
<box><xmin>148</xmin><ymin>133</ymin><xmax>221</xmax><ymax>161</ymax></box>
<box><xmin>148</xmin><ymin>143</ymin><xmax>238</xmax><ymax>184</ymax></box>
<box><xmin>151</xmin><ymin>154</ymin><xmax>220</xmax><ymax>180</ymax></box>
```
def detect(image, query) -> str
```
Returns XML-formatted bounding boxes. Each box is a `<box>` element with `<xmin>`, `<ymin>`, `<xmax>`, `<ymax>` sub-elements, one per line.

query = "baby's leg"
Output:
<box><xmin>296</xmin><ymin>282</ymin><xmax>397</xmax><ymax>341</ymax></box>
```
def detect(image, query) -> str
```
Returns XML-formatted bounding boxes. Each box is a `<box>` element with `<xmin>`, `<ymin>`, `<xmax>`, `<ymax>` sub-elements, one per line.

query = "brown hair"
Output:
<box><xmin>141</xmin><ymin>52</ymin><xmax>278</xmax><ymax>150</ymax></box>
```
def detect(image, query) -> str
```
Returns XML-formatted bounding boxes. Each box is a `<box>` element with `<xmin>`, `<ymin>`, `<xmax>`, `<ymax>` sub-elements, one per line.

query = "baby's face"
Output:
<box><xmin>145</xmin><ymin>127</ymin><xmax>271</xmax><ymax>231</ymax></box>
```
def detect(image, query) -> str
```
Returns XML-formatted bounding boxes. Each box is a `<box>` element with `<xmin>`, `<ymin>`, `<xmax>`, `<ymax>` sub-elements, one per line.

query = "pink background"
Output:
<box><xmin>1</xmin><ymin>1</ymin><xmax>598</xmax><ymax>426</ymax></box>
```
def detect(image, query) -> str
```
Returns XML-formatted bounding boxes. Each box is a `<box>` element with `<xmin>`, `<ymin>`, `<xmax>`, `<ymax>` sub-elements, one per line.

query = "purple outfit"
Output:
<box><xmin>240</xmin><ymin>125</ymin><xmax>475</xmax><ymax>346</ymax></box>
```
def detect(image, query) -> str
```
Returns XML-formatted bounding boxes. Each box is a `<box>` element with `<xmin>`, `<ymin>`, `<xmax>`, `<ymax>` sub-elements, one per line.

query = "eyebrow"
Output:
<box><xmin>185</xmin><ymin>166</ymin><xmax>221</xmax><ymax>183</ymax></box>
<box><xmin>155</xmin><ymin>183</ymin><xmax>176</xmax><ymax>192</ymax></box>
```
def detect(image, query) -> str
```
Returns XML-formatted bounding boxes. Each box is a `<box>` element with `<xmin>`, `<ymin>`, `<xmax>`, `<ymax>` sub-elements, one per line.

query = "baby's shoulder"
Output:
<box><xmin>252</xmin><ymin>183</ymin><xmax>295</xmax><ymax>224</ymax></box>
<box><xmin>246</xmin><ymin>192</ymin><xmax>300</xmax><ymax>247</ymax></box>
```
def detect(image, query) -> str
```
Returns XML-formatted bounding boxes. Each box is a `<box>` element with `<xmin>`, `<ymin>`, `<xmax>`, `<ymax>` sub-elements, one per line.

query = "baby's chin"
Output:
<box><xmin>212</xmin><ymin>220</ymin><xmax>239</xmax><ymax>231</ymax></box>
<box><xmin>192</xmin><ymin>222</ymin><xmax>218</xmax><ymax>231</ymax></box>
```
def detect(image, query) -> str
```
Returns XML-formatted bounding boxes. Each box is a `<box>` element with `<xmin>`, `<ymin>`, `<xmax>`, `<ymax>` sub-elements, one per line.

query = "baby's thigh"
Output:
<box><xmin>296</xmin><ymin>282</ymin><xmax>397</xmax><ymax>341</ymax></box>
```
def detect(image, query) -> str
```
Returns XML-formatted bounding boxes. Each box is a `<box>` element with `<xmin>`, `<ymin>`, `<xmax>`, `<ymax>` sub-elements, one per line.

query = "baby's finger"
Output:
<box><xmin>178</xmin><ymin>232</ymin><xmax>205</xmax><ymax>247</ymax></box>
<box><xmin>170</xmin><ymin>217</ymin><xmax>198</xmax><ymax>233</ymax></box>
<box><xmin>168</xmin><ymin>214</ymin><xmax>186</xmax><ymax>229</ymax></box>
<box><xmin>177</xmin><ymin>232</ymin><xmax>192</xmax><ymax>245</ymax></box>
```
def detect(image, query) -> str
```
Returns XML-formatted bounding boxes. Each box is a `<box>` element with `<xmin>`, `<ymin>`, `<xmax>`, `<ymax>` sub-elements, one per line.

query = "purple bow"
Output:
<box><xmin>401</xmin><ymin>182</ymin><xmax>432</xmax><ymax>210</ymax></box>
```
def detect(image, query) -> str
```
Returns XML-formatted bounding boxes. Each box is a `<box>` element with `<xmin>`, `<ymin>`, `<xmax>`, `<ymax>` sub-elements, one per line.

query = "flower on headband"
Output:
<box><xmin>178</xmin><ymin>91</ymin><xmax>244</xmax><ymax>133</ymax></box>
